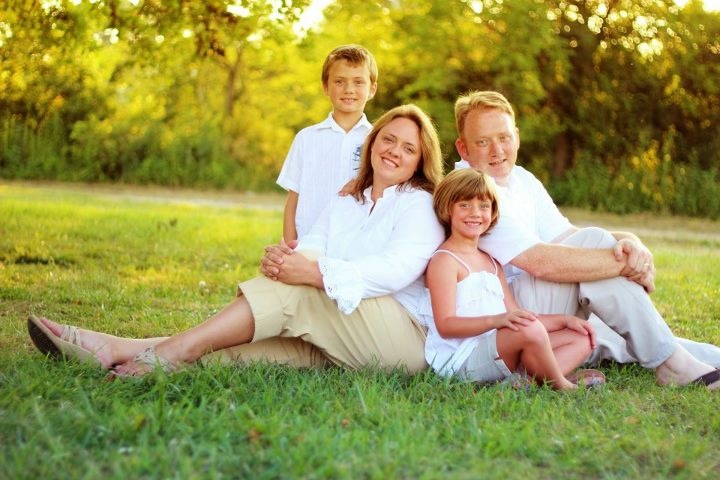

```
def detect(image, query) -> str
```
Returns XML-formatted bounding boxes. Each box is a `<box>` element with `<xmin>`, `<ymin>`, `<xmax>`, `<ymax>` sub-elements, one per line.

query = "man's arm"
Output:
<box><xmin>510</xmin><ymin>243</ymin><xmax>622</xmax><ymax>282</ymax></box>
<box><xmin>551</xmin><ymin>226</ymin><xmax>655</xmax><ymax>290</ymax></box>
<box><xmin>282</xmin><ymin>190</ymin><xmax>299</xmax><ymax>243</ymax></box>
<box><xmin>511</xmin><ymin>242</ymin><xmax>655</xmax><ymax>292</ymax></box>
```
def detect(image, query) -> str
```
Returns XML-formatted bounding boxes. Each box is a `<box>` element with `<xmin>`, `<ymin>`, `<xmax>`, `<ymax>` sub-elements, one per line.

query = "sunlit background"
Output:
<box><xmin>2</xmin><ymin>0</ymin><xmax>719</xmax><ymax>217</ymax></box>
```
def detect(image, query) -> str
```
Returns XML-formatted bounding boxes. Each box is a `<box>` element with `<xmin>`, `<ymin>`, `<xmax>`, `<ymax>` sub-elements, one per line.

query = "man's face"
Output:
<box><xmin>455</xmin><ymin>108</ymin><xmax>519</xmax><ymax>185</ymax></box>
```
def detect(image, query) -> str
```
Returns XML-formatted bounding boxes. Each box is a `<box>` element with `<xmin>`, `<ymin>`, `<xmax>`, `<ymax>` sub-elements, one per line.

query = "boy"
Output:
<box><xmin>277</xmin><ymin>44</ymin><xmax>378</xmax><ymax>242</ymax></box>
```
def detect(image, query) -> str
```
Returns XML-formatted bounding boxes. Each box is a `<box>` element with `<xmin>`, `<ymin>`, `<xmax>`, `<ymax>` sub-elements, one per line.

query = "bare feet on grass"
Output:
<box><xmin>655</xmin><ymin>345</ymin><xmax>720</xmax><ymax>391</ymax></box>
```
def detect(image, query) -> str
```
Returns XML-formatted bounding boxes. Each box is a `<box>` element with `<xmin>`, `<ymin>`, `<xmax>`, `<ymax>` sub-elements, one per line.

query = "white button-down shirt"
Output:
<box><xmin>298</xmin><ymin>185</ymin><xmax>445</xmax><ymax>316</ymax></box>
<box><xmin>277</xmin><ymin>113</ymin><xmax>372</xmax><ymax>239</ymax></box>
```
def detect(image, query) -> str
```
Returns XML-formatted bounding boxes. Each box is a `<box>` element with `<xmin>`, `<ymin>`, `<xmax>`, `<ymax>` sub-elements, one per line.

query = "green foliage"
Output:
<box><xmin>1</xmin><ymin>184</ymin><xmax>720</xmax><ymax>478</ymax></box>
<box><xmin>1</xmin><ymin>0</ymin><xmax>313</xmax><ymax>190</ymax></box>
<box><xmin>1</xmin><ymin>1</ymin><xmax>719</xmax><ymax>215</ymax></box>
<box><xmin>550</xmin><ymin>150</ymin><xmax>720</xmax><ymax>219</ymax></box>
<box><xmin>0</xmin><ymin>113</ymin><xmax>66</xmax><ymax>178</ymax></box>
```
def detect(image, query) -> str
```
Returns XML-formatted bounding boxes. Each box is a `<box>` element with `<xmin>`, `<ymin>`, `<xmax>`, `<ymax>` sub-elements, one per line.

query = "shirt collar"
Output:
<box><xmin>455</xmin><ymin>159</ymin><xmax>470</xmax><ymax>170</ymax></box>
<box><xmin>362</xmin><ymin>184</ymin><xmax>403</xmax><ymax>203</ymax></box>
<box><xmin>317</xmin><ymin>112</ymin><xmax>371</xmax><ymax>133</ymax></box>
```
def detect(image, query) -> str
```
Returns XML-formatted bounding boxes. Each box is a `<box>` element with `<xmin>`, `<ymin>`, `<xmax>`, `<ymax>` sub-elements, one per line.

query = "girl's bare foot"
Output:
<box><xmin>567</xmin><ymin>369</ymin><xmax>606</xmax><ymax>389</ymax></box>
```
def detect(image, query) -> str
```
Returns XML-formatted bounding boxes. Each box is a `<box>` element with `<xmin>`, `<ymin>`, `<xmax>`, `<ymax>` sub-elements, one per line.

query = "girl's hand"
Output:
<box><xmin>496</xmin><ymin>309</ymin><xmax>538</xmax><ymax>331</ymax></box>
<box><xmin>564</xmin><ymin>316</ymin><xmax>597</xmax><ymax>349</ymax></box>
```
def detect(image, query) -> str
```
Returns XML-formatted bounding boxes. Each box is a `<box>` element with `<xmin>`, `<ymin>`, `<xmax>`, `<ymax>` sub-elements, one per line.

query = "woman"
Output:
<box><xmin>28</xmin><ymin>104</ymin><xmax>446</xmax><ymax>376</ymax></box>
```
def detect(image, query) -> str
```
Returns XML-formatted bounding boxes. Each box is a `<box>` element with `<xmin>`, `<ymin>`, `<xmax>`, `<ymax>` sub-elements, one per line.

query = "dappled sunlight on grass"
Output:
<box><xmin>0</xmin><ymin>185</ymin><xmax>282</xmax><ymax>345</ymax></box>
<box><xmin>651</xmin><ymin>247</ymin><xmax>720</xmax><ymax>344</ymax></box>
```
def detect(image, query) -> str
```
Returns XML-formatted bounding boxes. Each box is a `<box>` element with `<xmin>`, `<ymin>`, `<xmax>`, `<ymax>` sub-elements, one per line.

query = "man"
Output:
<box><xmin>454</xmin><ymin>90</ymin><xmax>720</xmax><ymax>389</ymax></box>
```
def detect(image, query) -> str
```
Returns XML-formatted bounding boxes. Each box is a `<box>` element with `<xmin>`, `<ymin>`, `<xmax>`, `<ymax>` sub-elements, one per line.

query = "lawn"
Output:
<box><xmin>1</xmin><ymin>181</ymin><xmax>719</xmax><ymax>479</ymax></box>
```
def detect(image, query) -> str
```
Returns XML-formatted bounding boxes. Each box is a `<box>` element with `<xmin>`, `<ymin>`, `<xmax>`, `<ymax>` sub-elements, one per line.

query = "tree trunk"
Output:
<box><xmin>552</xmin><ymin>131</ymin><xmax>573</xmax><ymax>179</ymax></box>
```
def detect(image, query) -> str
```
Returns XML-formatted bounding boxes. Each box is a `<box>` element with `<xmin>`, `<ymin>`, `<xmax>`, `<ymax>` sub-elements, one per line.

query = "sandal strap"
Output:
<box><xmin>60</xmin><ymin>325</ymin><xmax>82</xmax><ymax>347</ymax></box>
<box><xmin>133</xmin><ymin>346</ymin><xmax>177</xmax><ymax>373</ymax></box>
<box><xmin>693</xmin><ymin>369</ymin><xmax>720</xmax><ymax>386</ymax></box>
<box><xmin>567</xmin><ymin>368</ymin><xmax>606</xmax><ymax>387</ymax></box>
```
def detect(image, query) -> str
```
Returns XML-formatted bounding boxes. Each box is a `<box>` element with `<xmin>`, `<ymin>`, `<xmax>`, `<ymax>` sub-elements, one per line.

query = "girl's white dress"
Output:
<box><xmin>418</xmin><ymin>249</ymin><xmax>506</xmax><ymax>377</ymax></box>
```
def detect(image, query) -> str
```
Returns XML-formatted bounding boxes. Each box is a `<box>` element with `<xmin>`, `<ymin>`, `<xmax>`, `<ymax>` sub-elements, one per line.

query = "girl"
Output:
<box><xmin>419</xmin><ymin>168</ymin><xmax>603</xmax><ymax>390</ymax></box>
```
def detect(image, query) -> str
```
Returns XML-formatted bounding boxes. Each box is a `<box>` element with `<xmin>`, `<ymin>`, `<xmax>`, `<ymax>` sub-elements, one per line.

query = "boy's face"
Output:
<box><xmin>323</xmin><ymin>59</ymin><xmax>376</xmax><ymax>116</ymax></box>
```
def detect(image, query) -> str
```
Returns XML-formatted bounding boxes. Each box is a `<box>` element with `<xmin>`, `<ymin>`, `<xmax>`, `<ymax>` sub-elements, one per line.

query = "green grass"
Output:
<box><xmin>1</xmin><ymin>182</ymin><xmax>719</xmax><ymax>479</ymax></box>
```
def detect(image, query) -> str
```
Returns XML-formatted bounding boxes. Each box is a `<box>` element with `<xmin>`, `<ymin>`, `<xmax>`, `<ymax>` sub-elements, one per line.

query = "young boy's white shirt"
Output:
<box><xmin>277</xmin><ymin>112</ymin><xmax>372</xmax><ymax>239</ymax></box>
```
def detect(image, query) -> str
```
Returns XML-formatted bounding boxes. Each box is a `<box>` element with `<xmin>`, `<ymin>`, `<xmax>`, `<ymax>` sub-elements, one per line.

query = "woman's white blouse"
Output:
<box><xmin>297</xmin><ymin>185</ymin><xmax>445</xmax><ymax>316</ymax></box>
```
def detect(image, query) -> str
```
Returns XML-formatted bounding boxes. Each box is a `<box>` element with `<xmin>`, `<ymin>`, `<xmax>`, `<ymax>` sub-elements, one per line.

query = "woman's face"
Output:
<box><xmin>370</xmin><ymin>117</ymin><xmax>422</xmax><ymax>191</ymax></box>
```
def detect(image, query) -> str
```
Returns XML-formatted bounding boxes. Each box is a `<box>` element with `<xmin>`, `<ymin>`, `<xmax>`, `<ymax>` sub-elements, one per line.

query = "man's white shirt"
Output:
<box><xmin>455</xmin><ymin>160</ymin><xmax>572</xmax><ymax>282</ymax></box>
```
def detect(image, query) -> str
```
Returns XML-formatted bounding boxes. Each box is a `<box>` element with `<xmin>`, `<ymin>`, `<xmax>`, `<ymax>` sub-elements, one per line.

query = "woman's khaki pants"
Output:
<box><xmin>202</xmin><ymin>276</ymin><xmax>428</xmax><ymax>373</ymax></box>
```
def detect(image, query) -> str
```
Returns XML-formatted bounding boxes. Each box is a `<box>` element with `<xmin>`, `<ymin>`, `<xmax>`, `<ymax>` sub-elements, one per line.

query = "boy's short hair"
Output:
<box><xmin>433</xmin><ymin>168</ymin><xmax>500</xmax><ymax>237</ymax></box>
<box><xmin>454</xmin><ymin>90</ymin><xmax>515</xmax><ymax>137</ymax></box>
<box><xmin>321</xmin><ymin>44</ymin><xmax>378</xmax><ymax>85</ymax></box>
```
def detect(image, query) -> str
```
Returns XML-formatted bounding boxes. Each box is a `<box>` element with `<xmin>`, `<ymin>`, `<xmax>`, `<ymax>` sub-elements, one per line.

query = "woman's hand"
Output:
<box><xmin>495</xmin><ymin>309</ymin><xmax>538</xmax><ymax>331</ymax></box>
<box><xmin>564</xmin><ymin>315</ymin><xmax>597</xmax><ymax>349</ymax></box>
<box><xmin>259</xmin><ymin>240</ymin><xmax>323</xmax><ymax>288</ymax></box>
<box><xmin>260</xmin><ymin>239</ymin><xmax>296</xmax><ymax>281</ymax></box>
<box><xmin>272</xmin><ymin>253</ymin><xmax>323</xmax><ymax>287</ymax></box>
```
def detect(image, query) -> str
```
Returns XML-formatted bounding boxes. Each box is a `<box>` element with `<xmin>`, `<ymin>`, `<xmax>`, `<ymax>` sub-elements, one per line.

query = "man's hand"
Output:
<box><xmin>614</xmin><ymin>238</ymin><xmax>656</xmax><ymax>293</ymax></box>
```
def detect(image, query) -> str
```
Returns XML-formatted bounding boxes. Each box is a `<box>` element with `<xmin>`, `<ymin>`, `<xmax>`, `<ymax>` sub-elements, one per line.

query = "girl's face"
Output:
<box><xmin>370</xmin><ymin>117</ymin><xmax>422</xmax><ymax>191</ymax></box>
<box><xmin>449</xmin><ymin>196</ymin><xmax>493</xmax><ymax>239</ymax></box>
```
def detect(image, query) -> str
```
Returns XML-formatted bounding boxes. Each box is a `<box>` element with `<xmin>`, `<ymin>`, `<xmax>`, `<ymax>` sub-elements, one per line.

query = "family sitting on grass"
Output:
<box><xmin>27</xmin><ymin>45</ymin><xmax>720</xmax><ymax>391</ymax></box>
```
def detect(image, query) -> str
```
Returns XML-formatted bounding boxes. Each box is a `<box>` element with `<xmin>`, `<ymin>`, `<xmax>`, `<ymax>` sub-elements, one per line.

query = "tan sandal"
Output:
<box><xmin>567</xmin><ymin>368</ymin><xmax>606</xmax><ymax>388</ymax></box>
<box><xmin>109</xmin><ymin>346</ymin><xmax>179</xmax><ymax>378</ymax></box>
<box><xmin>27</xmin><ymin>314</ymin><xmax>102</xmax><ymax>367</ymax></box>
<box><xmin>133</xmin><ymin>346</ymin><xmax>178</xmax><ymax>373</ymax></box>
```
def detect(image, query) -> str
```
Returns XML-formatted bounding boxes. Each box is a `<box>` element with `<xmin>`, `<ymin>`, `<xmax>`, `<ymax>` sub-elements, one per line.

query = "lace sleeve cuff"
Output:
<box><xmin>318</xmin><ymin>257</ymin><xmax>366</xmax><ymax>315</ymax></box>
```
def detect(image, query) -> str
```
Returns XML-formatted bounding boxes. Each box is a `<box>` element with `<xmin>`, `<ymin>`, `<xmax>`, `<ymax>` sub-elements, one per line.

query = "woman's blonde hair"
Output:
<box><xmin>349</xmin><ymin>104</ymin><xmax>443</xmax><ymax>201</ymax></box>
<box><xmin>433</xmin><ymin>168</ymin><xmax>500</xmax><ymax>237</ymax></box>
